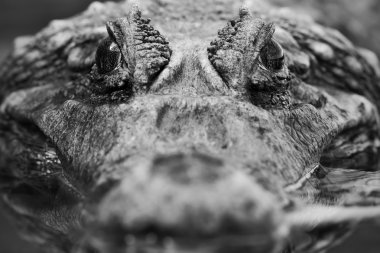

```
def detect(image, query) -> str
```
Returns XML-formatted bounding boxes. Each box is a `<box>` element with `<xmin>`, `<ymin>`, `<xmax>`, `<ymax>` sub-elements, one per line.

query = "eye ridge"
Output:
<box><xmin>95</xmin><ymin>37</ymin><xmax>122</xmax><ymax>75</ymax></box>
<box><xmin>260</xmin><ymin>39</ymin><xmax>285</xmax><ymax>71</ymax></box>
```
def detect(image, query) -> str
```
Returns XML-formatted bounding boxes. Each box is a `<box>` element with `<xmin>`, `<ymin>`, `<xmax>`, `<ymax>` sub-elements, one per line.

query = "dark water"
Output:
<box><xmin>0</xmin><ymin>1</ymin><xmax>379</xmax><ymax>253</ymax></box>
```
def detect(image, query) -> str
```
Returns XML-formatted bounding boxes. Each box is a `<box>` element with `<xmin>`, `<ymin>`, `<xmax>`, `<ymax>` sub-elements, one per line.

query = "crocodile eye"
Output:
<box><xmin>95</xmin><ymin>37</ymin><xmax>122</xmax><ymax>74</ymax></box>
<box><xmin>260</xmin><ymin>39</ymin><xmax>284</xmax><ymax>71</ymax></box>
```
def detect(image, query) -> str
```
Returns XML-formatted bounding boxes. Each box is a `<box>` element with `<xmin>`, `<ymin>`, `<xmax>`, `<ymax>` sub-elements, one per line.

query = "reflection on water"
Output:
<box><xmin>0</xmin><ymin>208</ymin><xmax>39</xmax><ymax>253</ymax></box>
<box><xmin>334</xmin><ymin>221</ymin><xmax>380</xmax><ymax>253</ymax></box>
<box><xmin>320</xmin><ymin>166</ymin><xmax>380</xmax><ymax>252</ymax></box>
<box><xmin>285</xmin><ymin>163</ymin><xmax>380</xmax><ymax>252</ymax></box>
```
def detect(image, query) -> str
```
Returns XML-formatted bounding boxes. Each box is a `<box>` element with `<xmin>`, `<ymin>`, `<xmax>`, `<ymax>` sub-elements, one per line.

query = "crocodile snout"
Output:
<box><xmin>82</xmin><ymin>152</ymin><xmax>286</xmax><ymax>253</ymax></box>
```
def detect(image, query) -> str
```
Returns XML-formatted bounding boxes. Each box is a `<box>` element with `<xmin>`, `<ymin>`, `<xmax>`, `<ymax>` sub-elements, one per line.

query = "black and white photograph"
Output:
<box><xmin>0</xmin><ymin>0</ymin><xmax>380</xmax><ymax>253</ymax></box>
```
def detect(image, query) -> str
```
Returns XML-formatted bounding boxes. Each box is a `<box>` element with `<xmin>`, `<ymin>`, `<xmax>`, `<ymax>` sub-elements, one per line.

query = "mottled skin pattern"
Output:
<box><xmin>1</xmin><ymin>0</ymin><xmax>380</xmax><ymax>253</ymax></box>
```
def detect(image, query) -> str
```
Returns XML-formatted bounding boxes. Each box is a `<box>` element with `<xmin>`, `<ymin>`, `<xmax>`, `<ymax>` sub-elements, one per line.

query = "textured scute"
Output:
<box><xmin>258</xmin><ymin>10</ymin><xmax>380</xmax><ymax>110</ymax></box>
<box><xmin>0</xmin><ymin>2</ymin><xmax>111</xmax><ymax>100</ymax></box>
<box><xmin>0</xmin><ymin>1</ymin><xmax>168</xmax><ymax>100</ymax></box>
<box><xmin>105</xmin><ymin>7</ymin><xmax>172</xmax><ymax>89</ymax></box>
<box><xmin>207</xmin><ymin>8</ymin><xmax>294</xmax><ymax>109</ymax></box>
<box><xmin>207</xmin><ymin>9</ymin><xmax>274</xmax><ymax>90</ymax></box>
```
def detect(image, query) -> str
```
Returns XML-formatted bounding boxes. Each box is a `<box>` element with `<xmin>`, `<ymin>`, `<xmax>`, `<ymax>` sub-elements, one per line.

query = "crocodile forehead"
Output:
<box><xmin>141</xmin><ymin>0</ymin><xmax>246</xmax><ymax>40</ymax></box>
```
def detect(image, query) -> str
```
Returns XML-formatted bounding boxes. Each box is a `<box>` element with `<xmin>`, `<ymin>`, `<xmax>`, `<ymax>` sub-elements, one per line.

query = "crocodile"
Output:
<box><xmin>1</xmin><ymin>0</ymin><xmax>380</xmax><ymax>252</ymax></box>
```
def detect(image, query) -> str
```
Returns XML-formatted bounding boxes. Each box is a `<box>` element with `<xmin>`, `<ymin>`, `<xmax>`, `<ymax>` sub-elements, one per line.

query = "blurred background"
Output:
<box><xmin>0</xmin><ymin>0</ymin><xmax>107</xmax><ymax>61</ymax></box>
<box><xmin>269</xmin><ymin>0</ymin><xmax>380</xmax><ymax>57</ymax></box>
<box><xmin>0</xmin><ymin>0</ymin><xmax>379</xmax><ymax>252</ymax></box>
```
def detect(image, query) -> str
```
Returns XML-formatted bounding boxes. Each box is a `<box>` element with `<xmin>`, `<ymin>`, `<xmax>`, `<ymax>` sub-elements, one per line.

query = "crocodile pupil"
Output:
<box><xmin>260</xmin><ymin>38</ymin><xmax>285</xmax><ymax>71</ymax></box>
<box><xmin>95</xmin><ymin>37</ymin><xmax>122</xmax><ymax>74</ymax></box>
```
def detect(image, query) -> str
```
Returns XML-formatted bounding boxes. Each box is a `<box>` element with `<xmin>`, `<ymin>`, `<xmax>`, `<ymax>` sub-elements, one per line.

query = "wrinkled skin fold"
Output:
<box><xmin>0</xmin><ymin>1</ymin><xmax>380</xmax><ymax>253</ymax></box>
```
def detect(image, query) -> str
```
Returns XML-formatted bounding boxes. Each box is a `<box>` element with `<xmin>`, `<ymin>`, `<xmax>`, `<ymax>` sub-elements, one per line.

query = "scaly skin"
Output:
<box><xmin>0</xmin><ymin>1</ymin><xmax>380</xmax><ymax>253</ymax></box>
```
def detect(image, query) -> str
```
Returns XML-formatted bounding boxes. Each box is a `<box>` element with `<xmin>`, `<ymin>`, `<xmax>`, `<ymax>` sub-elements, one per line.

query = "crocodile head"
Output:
<box><xmin>1</xmin><ymin>1</ymin><xmax>380</xmax><ymax>253</ymax></box>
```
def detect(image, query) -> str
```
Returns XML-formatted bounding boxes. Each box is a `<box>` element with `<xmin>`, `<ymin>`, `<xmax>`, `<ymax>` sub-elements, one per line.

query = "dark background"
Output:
<box><xmin>0</xmin><ymin>0</ymin><xmax>379</xmax><ymax>253</ymax></box>
<box><xmin>0</xmin><ymin>0</ymin><xmax>106</xmax><ymax>61</ymax></box>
